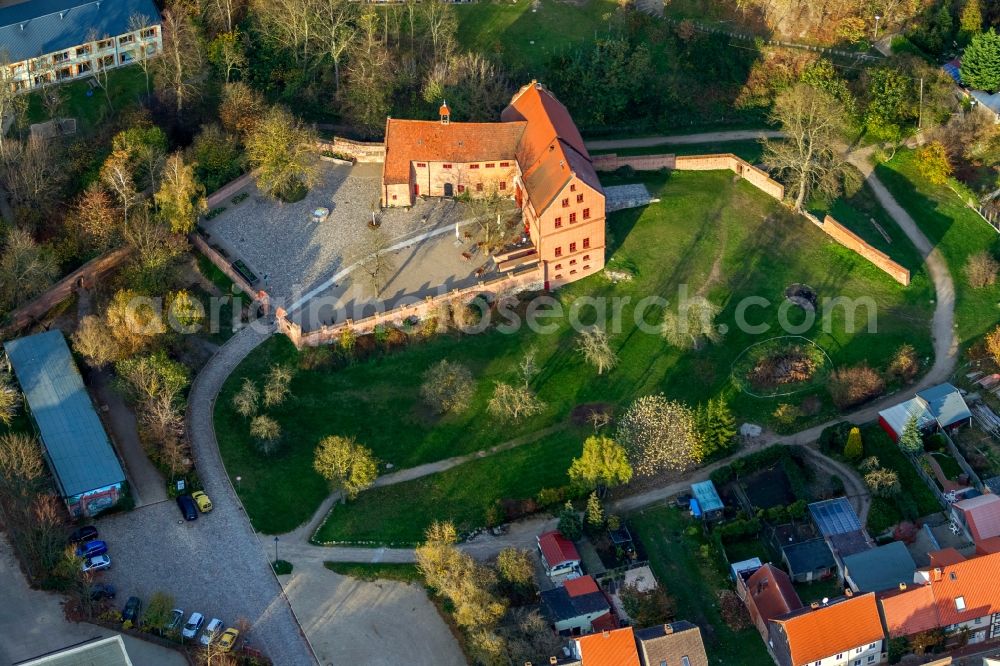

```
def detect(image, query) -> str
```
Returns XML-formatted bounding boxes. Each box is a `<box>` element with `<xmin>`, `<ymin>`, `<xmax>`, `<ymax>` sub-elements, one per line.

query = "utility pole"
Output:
<box><xmin>874</xmin><ymin>15</ymin><xmax>882</xmax><ymax>42</ymax></box>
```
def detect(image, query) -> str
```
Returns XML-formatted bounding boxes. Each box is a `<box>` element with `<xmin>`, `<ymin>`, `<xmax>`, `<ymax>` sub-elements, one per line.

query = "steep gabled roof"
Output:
<box><xmin>538</xmin><ymin>530</ymin><xmax>580</xmax><ymax>568</ymax></box>
<box><xmin>0</xmin><ymin>0</ymin><xmax>159</xmax><ymax>62</ymax></box>
<box><xmin>843</xmin><ymin>542</ymin><xmax>917</xmax><ymax>593</ymax></box>
<box><xmin>879</xmin><ymin>584</ymin><xmax>939</xmax><ymax>638</ymax></box>
<box><xmin>574</xmin><ymin>627</ymin><xmax>640</xmax><ymax>666</ymax></box>
<box><xmin>381</xmin><ymin>118</ymin><xmax>525</xmax><ymax>185</ymax></box>
<box><xmin>956</xmin><ymin>494</ymin><xmax>1000</xmax><ymax>542</ymax></box>
<box><xmin>746</xmin><ymin>564</ymin><xmax>803</xmax><ymax>623</ymax></box>
<box><xmin>634</xmin><ymin>621</ymin><xmax>709</xmax><ymax>666</ymax></box>
<box><xmin>772</xmin><ymin>594</ymin><xmax>884</xmax><ymax>665</ymax></box>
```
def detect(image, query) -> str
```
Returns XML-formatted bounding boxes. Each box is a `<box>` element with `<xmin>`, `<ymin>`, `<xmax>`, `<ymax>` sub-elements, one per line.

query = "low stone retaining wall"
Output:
<box><xmin>190</xmin><ymin>234</ymin><xmax>271</xmax><ymax>313</ymax></box>
<box><xmin>3</xmin><ymin>246</ymin><xmax>133</xmax><ymax>334</ymax></box>
<box><xmin>809</xmin><ymin>214</ymin><xmax>910</xmax><ymax>286</ymax></box>
<box><xmin>317</xmin><ymin>137</ymin><xmax>386</xmax><ymax>163</ymax></box>
<box><xmin>277</xmin><ymin>267</ymin><xmax>543</xmax><ymax>348</ymax></box>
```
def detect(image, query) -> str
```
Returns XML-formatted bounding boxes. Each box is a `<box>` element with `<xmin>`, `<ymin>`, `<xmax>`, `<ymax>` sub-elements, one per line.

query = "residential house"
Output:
<box><xmin>953</xmin><ymin>493</ymin><xmax>1000</xmax><ymax>543</ymax></box>
<box><xmin>809</xmin><ymin>498</ymin><xmax>873</xmax><ymax>566</ymax></box>
<box><xmin>634</xmin><ymin>621</ymin><xmax>709</xmax><ymax>666</ymax></box>
<box><xmin>541</xmin><ymin>575</ymin><xmax>614</xmax><ymax>636</ymax></box>
<box><xmin>782</xmin><ymin>539</ymin><xmax>837</xmax><ymax>583</ymax></box>
<box><xmin>567</xmin><ymin>627</ymin><xmax>641</xmax><ymax>666</ymax></box>
<box><xmin>382</xmin><ymin>81</ymin><xmax>606</xmax><ymax>290</ymax></box>
<box><xmin>767</xmin><ymin>593</ymin><xmax>886</xmax><ymax>666</ymax></box>
<box><xmin>4</xmin><ymin>331</ymin><xmax>127</xmax><ymax>517</ymax></box>
<box><xmin>737</xmin><ymin>563</ymin><xmax>804</xmax><ymax>642</ymax></box>
<box><xmin>0</xmin><ymin>0</ymin><xmax>161</xmax><ymax>93</ymax></box>
<box><xmin>843</xmin><ymin>542</ymin><xmax>917</xmax><ymax>594</ymax></box>
<box><xmin>690</xmin><ymin>480</ymin><xmax>724</xmax><ymax>521</ymax></box>
<box><xmin>538</xmin><ymin>530</ymin><xmax>582</xmax><ymax>582</ymax></box>
<box><xmin>879</xmin><ymin>551</ymin><xmax>1000</xmax><ymax>645</ymax></box>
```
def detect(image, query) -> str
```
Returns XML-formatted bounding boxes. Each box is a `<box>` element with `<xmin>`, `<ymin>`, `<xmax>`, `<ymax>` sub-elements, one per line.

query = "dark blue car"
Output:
<box><xmin>176</xmin><ymin>494</ymin><xmax>198</xmax><ymax>521</ymax></box>
<box><xmin>76</xmin><ymin>540</ymin><xmax>108</xmax><ymax>559</ymax></box>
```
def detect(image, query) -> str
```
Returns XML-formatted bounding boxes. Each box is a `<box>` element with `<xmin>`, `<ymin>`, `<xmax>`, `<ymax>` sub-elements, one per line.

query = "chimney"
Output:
<box><xmin>439</xmin><ymin>101</ymin><xmax>450</xmax><ymax>125</ymax></box>
<box><xmin>933</xmin><ymin>567</ymin><xmax>943</xmax><ymax>582</ymax></box>
<box><xmin>663</xmin><ymin>623</ymin><xmax>674</xmax><ymax>635</ymax></box>
<box><xmin>810</xmin><ymin>602</ymin><xmax>820</xmax><ymax>609</ymax></box>
<box><xmin>550</xmin><ymin>659</ymin><xmax>558</xmax><ymax>665</ymax></box>
<box><xmin>845</xmin><ymin>588</ymin><xmax>854</xmax><ymax>597</ymax></box>
<box><xmin>899</xmin><ymin>583</ymin><xmax>907</xmax><ymax>591</ymax></box>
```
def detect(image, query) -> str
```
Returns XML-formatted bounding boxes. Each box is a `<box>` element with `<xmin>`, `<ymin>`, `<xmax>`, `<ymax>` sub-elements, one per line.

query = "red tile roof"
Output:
<box><xmin>537</xmin><ymin>530</ymin><xmax>580</xmax><ymax>568</ymax></box>
<box><xmin>590</xmin><ymin>611</ymin><xmax>618</xmax><ymax>632</ymax></box>
<box><xmin>977</xmin><ymin>536</ymin><xmax>1000</xmax><ymax>555</ymax></box>
<box><xmin>773</xmin><ymin>594</ymin><xmax>885</xmax><ymax>665</ymax></box>
<box><xmin>929</xmin><ymin>547</ymin><xmax>967</xmax><ymax>567</ymax></box>
<box><xmin>381</xmin><ymin>119</ymin><xmax>526</xmax><ymax>185</ymax></box>
<box><xmin>957</xmin><ymin>494</ymin><xmax>1000</xmax><ymax>542</ymax></box>
<box><xmin>565</xmin><ymin>575</ymin><xmax>600</xmax><ymax>597</ymax></box>
<box><xmin>879</xmin><ymin>584</ymin><xmax>939</xmax><ymax>638</ymax></box>
<box><xmin>575</xmin><ymin>627</ymin><xmax>640</xmax><ymax>666</ymax></box>
<box><xmin>746</xmin><ymin>564</ymin><xmax>803</xmax><ymax>624</ymax></box>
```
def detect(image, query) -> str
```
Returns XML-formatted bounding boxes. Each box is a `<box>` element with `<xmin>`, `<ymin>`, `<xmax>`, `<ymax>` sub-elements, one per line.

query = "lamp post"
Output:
<box><xmin>235</xmin><ymin>476</ymin><xmax>242</xmax><ymax>493</ymax></box>
<box><xmin>873</xmin><ymin>15</ymin><xmax>881</xmax><ymax>41</ymax></box>
<box><xmin>273</xmin><ymin>536</ymin><xmax>279</xmax><ymax>563</ymax></box>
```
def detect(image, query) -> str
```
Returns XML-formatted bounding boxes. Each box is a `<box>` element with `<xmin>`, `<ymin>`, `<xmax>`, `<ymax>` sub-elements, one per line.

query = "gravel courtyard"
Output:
<box><xmin>201</xmin><ymin>162</ymin><xmax>472</xmax><ymax>310</ymax></box>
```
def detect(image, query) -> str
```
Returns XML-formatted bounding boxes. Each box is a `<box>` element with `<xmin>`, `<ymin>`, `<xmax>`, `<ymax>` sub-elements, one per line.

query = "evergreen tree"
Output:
<box><xmin>585</xmin><ymin>492</ymin><xmax>605</xmax><ymax>530</ymax></box>
<box><xmin>962</xmin><ymin>29</ymin><xmax>1000</xmax><ymax>92</ymax></box>
<box><xmin>697</xmin><ymin>398</ymin><xmax>737</xmax><ymax>457</ymax></box>
<box><xmin>898</xmin><ymin>414</ymin><xmax>924</xmax><ymax>455</ymax></box>
<box><xmin>844</xmin><ymin>427</ymin><xmax>864</xmax><ymax>460</ymax></box>
<box><xmin>960</xmin><ymin>0</ymin><xmax>984</xmax><ymax>43</ymax></box>
<box><xmin>557</xmin><ymin>501</ymin><xmax>583</xmax><ymax>541</ymax></box>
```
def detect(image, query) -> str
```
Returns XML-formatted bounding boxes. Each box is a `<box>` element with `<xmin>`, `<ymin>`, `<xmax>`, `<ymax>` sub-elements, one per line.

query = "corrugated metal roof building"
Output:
<box><xmin>4</xmin><ymin>330</ymin><xmax>126</xmax><ymax>517</ymax></box>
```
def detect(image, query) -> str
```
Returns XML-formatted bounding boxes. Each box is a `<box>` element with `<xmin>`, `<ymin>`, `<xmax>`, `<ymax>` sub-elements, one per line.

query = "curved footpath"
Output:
<box><xmin>186</xmin><ymin>321</ymin><xmax>318</xmax><ymax>666</ymax></box>
<box><xmin>184</xmin><ymin>132</ymin><xmax>960</xmax><ymax>662</ymax></box>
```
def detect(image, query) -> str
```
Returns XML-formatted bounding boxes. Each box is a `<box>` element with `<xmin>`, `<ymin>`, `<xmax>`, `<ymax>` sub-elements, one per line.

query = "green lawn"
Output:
<box><xmin>25</xmin><ymin>67</ymin><xmax>147</xmax><ymax>134</ymax></box>
<box><xmin>192</xmin><ymin>254</ymin><xmax>247</xmax><ymax>344</ymax></box>
<box><xmin>313</xmin><ymin>428</ymin><xmax>583</xmax><ymax>545</ymax></box>
<box><xmin>631</xmin><ymin>506</ymin><xmax>773</xmax><ymax>666</ymax></box>
<box><xmin>454</xmin><ymin>0</ymin><xmax>617</xmax><ymax>75</ymax></box>
<box><xmin>858</xmin><ymin>424</ymin><xmax>942</xmax><ymax>533</ymax></box>
<box><xmin>876</xmin><ymin>150</ymin><xmax>1000</xmax><ymax>345</ymax></box>
<box><xmin>218</xmin><ymin>170</ymin><xmax>934</xmax><ymax>535</ymax></box>
<box><xmin>794</xmin><ymin>577</ymin><xmax>845</xmax><ymax>604</ymax></box>
<box><xmin>324</xmin><ymin>562</ymin><xmax>423</xmax><ymax>583</ymax></box>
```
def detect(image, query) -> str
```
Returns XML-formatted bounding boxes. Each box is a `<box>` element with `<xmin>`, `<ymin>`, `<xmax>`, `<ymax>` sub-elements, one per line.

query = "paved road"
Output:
<box><xmin>184</xmin><ymin>321</ymin><xmax>318</xmax><ymax>666</ymax></box>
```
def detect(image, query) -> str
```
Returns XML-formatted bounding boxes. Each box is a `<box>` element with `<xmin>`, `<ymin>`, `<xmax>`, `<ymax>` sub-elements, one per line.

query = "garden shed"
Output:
<box><xmin>3</xmin><ymin>331</ymin><xmax>126</xmax><ymax>518</ymax></box>
<box><xmin>878</xmin><ymin>398</ymin><xmax>935</xmax><ymax>442</ymax></box>
<box><xmin>953</xmin><ymin>493</ymin><xmax>1000</xmax><ymax>542</ymax></box>
<box><xmin>843</xmin><ymin>542</ymin><xmax>917</xmax><ymax>593</ymax></box>
<box><xmin>690</xmin><ymin>480</ymin><xmax>724</xmax><ymax>521</ymax></box>
<box><xmin>916</xmin><ymin>383</ymin><xmax>972</xmax><ymax>432</ymax></box>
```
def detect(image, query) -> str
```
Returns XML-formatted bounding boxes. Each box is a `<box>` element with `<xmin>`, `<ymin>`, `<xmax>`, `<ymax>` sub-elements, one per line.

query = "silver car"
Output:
<box><xmin>182</xmin><ymin>612</ymin><xmax>204</xmax><ymax>639</ymax></box>
<box><xmin>200</xmin><ymin>617</ymin><xmax>224</xmax><ymax>646</ymax></box>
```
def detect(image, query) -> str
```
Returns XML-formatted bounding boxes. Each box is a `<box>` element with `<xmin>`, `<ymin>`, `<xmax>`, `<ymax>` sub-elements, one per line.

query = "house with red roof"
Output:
<box><xmin>878</xmin><ymin>551</ymin><xmax>1000</xmax><ymax>645</ymax></box>
<box><xmin>568</xmin><ymin>627</ymin><xmax>641</xmax><ymax>666</ymax></box>
<box><xmin>541</xmin><ymin>575</ymin><xmax>615</xmax><ymax>635</ymax></box>
<box><xmin>767</xmin><ymin>593</ymin><xmax>886</xmax><ymax>666</ymax></box>
<box><xmin>953</xmin><ymin>493</ymin><xmax>1000</xmax><ymax>543</ymax></box>
<box><xmin>537</xmin><ymin>530</ymin><xmax>582</xmax><ymax>582</ymax></box>
<box><xmin>737</xmin><ymin>563</ymin><xmax>804</xmax><ymax>642</ymax></box>
<box><xmin>382</xmin><ymin>81</ymin><xmax>606</xmax><ymax>290</ymax></box>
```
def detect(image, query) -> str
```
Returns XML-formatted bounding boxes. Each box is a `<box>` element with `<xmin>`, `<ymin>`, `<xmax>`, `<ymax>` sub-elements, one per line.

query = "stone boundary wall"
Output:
<box><xmin>592</xmin><ymin>152</ymin><xmax>785</xmax><ymax>201</ymax></box>
<box><xmin>277</xmin><ymin>267</ymin><xmax>544</xmax><ymax>347</ymax></box>
<box><xmin>206</xmin><ymin>171</ymin><xmax>254</xmax><ymax>208</ymax></box>
<box><xmin>811</xmin><ymin>214</ymin><xmax>910</xmax><ymax>286</ymax></box>
<box><xmin>190</xmin><ymin>234</ymin><xmax>271</xmax><ymax>313</ymax></box>
<box><xmin>3</xmin><ymin>246</ymin><xmax>133</xmax><ymax>334</ymax></box>
<box><xmin>318</xmin><ymin>137</ymin><xmax>386</xmax><ymax>163</ymax></box>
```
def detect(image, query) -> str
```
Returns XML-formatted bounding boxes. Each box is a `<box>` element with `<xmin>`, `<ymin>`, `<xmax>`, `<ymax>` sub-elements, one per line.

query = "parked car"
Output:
<box><xmin>176</xmin><ymin>494</ymin><xmax>198</xmax><ymax>521</ymax></box>
<box><xmin>200</xmin><ymin>618</ymin><xmax>224</xmax><ymax>646</ymax></box>
<box><xmin>90</xmin><ymin>583</ymin><xmax>116</xmax><ymax>601</ymax></box>
<box><xmin>69</xmin><ymin>525</ymin><xmax>98</xmax><ymax>544</ymax></box>
<box><xmin>192</xmin><ymin>490</ymin><xmax>213</xmax><ymax>513</ymax></box>
<box><xmin>182</xmin><ymin>612</ymin><xmax>204</xmax><ymax>639</ymax></box>
<box><xmin>311</xmin><ymin>207</ymin><xmax>330</xmax><ymax>223</ymax></box>
<box><xmin>82</xmin><ymin>554</ymin><xmax>111</xmax><ymax>572</ymax></box>
<box><xmin>167</xmin><ymin>609</ymin><xmax>184</xmax><ymax>632</ymax></box>
<box><xmin>217</xmin><ymin>628</ymin><xmax>239</xmax><ymax>652</ymax></box>
<box><xmin>75</xmin><ymin>539</ymin><xmax>108</xmax><ymax>559</ymax></box>
<box><xmin>121</xmin><ymin>596</ymin><xmax>142</xmax><ymax>624</ymax></box>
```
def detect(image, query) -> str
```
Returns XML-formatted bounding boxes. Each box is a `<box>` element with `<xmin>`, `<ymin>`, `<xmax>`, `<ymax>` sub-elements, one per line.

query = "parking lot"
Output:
<box><xmin>92</xmin><ymin>498</ymin><xmax>305</xmax><ymax>659</ymax></box>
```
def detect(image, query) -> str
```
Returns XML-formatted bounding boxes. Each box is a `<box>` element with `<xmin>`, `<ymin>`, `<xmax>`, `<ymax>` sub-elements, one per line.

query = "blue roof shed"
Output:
<box><xmin>691</xmin><ymin>480</ymin><xmax>723</xmax><ymax>518</ymax></box>
<box><xmin>0</xmin><ymin>0</ymin><xmax>160</xmax><ymax>63</ymax></box>
<box><xmin>916</xmin><ymin>383</ymin><xmax>972</xmax><ymax>429</ymax></box>
<box><xmin>4</xmin><ymin>331</ymin><xmax>126</xmax><ymax>500</ymax></box>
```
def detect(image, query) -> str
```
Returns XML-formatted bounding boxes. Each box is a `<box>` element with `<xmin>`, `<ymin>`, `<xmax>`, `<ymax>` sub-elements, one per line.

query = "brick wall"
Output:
<box><xmin>592</xmin><ymin>152</ymin><xmax>785</xmax><ymax>201</ymax></box>
<box><xmin>319</xmin><ymin>137</ymin><xmax>386</xmax><ymax>163</ymax></box>
<box><xmin>206</xmin><ymin>172</ymin><xmax>255</xmax><ymax>208</ymax></box>
<box><xmin>814</xmin><ymin>215</ymin><xmax>910</xmax><ymax>286</ymax></box>
<box><xmin>277</xmin><ymin>267</ymin><xmax>543</xmax><ymax>347</ymax></box>
<box><xmin>2</xmin><ymin>246</ymin><xmax>133</xmax><ymax>334</ymax></box>
<box><xmin>190</xmin><ymin>235</ymin><xmax>271</xmax><ymax>313</ymax></box>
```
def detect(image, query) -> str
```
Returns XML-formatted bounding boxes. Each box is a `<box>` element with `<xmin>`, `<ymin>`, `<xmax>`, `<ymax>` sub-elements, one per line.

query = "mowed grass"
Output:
<box><xmin>454</xmin><ymin>0</ymin><xmax>617</xmax><ymax>74</ymax></box>
<box><xmin>631</xmin><ymin>506</ymin><xmax>773</xmax><ymax>666</ymax></box>
<box><xmin>313</xmin><ymin>428</ymin><xmax>582</xmax><ymax>545</ymax></box>
<box><xmin>217</xmin><ymin>170</ymin><xmax>934</xmax><ymax>535</ymax></box>
<box><xmin>25</xmin><ymin>66</ymin><xmax>146</xmax><ymax>134</ymax></box>
<box><xmin>876</xmin><ymin>149</ymin><xmax>1000</xmax><ymax>345</ymax></box>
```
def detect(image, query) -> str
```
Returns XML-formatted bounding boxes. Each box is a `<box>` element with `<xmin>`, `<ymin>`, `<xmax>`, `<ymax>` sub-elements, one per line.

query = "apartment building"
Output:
<box><xmin>0</xmin><ymin>0</ymin><xmax>161</xmax><ymax>92</ymax></box>
<box><xmin>382</xmin><ymin>81</ymin><xmax>606</xmax><ymax>289</ymax></box>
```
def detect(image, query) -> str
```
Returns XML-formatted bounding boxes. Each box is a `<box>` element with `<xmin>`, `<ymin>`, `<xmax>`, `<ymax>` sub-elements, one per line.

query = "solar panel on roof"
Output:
<box><xmin>808</xmin><ymin>498</ymin><xmax>863</xmax><ymax>536</ymax></box>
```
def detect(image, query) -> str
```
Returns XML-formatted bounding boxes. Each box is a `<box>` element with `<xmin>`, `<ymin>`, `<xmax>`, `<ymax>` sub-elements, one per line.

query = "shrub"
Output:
<box><xmin>987</xmin><ymin>325</ymin><xmax>1000</xmax><ymax>366</ymax></box>
<box><xmin>844</xmin><ymin>427</ymin><xmax>863</xmax><ymax>460</ymax></box>
<box><xmin>828</xmin><ymin>364</ymin><xmax>885</xmax><ymax>409</ymax></box>
<box><xmin>818</xmin><ymin>421</ymin><xmax>852</xmax><ymax>456</ymax></box>
<box><xmin>772</xmin><ymin>403</ymin><xmax>802</xmax><ymax>427</ymax></box>
<box><xmin>964</xmin><ymin>251</ymin><xmax>999</xmax><ymax>288</ymax></box>
<box><xmin>887</xmin><ymin>344</ymin><xmax>920</xmax><ymax>383</ymax></box>
<box><xmin>924</xmin><ymin>433</ymin><xmax>946</xmax><ymax>452</ymax></box>
<box><xmin>536</xmin><ymin>487</ymin><xmax>566</xmax><ymax>508</ymax></box>
<box><xmin>621</xmin><ymin>584</ymin><xmax>675</xmax><ymax>627</ymax></box>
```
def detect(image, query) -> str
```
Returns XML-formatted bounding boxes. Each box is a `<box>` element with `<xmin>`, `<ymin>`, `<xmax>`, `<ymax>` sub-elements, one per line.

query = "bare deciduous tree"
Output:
<box><xmin>263</xmin><ymin>365</ymin><xmax>294</xmax><ymax>408</ymax></box>
<box><xmin>72</xmin><ymin>315</ymin><xmax>123</xmax><ymax>367</ymax></box>
<box><xmin>357</xmin><ymin>228</ymin><xmax>396</xmax><ymax>296</ymax></box>
<box><xmin>0</xmin><ymin>227</ymin><xmax>58</xmax><ymax>312</ymax></box>
<box><xmin>0</xmin><ymin>433</ymin><xmax>43</xmax><ymax>497</ymax></box>
<box><xmin>250</xmin><ymin>415</ymin><xmax>282</xmax><ymax>454</ymax></box>
<box><xmin>0</xmin><ymin>50</ymin><xmax>27</xmax><ymax>158</ymax></box>
<box><xmin>232</xmin><ymin>378</ymin><xmax>259</xmax><ymax>417</ymax></box>
<box><xmin>154</xmin><ymin>6</ymin><xmax>205</xmax><ymax>120</ymax></box>
<box><xmin>576</xmin><ymin>326</ymin><xmax>618</xmax><ymax>375</ymax></box>
<box><xmin>0</xmin><ymin>372</ymin><xmax>20</xmax><ymax>427</ymax></box>
<box><xmin>763</xmin><ymin>83</ymin><xmax>852</xmax><ymax>211</ymax></box>
<box><xmin>488</xmin><ymin>382</ymin><xmax>544</xmax><ymax>423</ymax></box>
<box><xmin>660</xmin><ymin>295</ymin><xmax>723</xmax><ymax>350</ymax></box>
<box><xmin>420</xmin><ymin>360</ymin><xmax>474</xmax><ymax>414</ymax></box>
<box><xmin>313</xmin><ymin>435</ymin><xmax>378</xmax><ymax>500</ymax></box>
<box><xmin>128</xmin><ymin>13</ymin><xmax>156</xmax><ymax>97</ymax></box>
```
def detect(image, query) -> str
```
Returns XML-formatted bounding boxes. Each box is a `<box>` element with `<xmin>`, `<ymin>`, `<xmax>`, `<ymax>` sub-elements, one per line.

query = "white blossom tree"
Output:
<box><xmin>616</xmin><ymin>394</ymin><xmax>702</xmax><ymax>476</ymax></box>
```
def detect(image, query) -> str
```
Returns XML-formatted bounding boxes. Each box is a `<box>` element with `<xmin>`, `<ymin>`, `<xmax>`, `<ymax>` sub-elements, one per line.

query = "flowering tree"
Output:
<box><xmin>616</xmin><ymin>394</ymin><xmax>702</xmax><ymax>476</ymax></box>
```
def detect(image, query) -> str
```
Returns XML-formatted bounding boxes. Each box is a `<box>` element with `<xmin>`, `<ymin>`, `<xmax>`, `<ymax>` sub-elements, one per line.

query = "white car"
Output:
<box><xmin>81</xmin><ymin>554</ymin><xmax>111</xmax><ymax>572</ymax></box>
<box><xmin>311</xmin><ymin>207</ymin><xmax>330</xmax><ymax>223</ymax></box>
<box><xmin>200</xmin><ymin>618</ymin><xmax>224</xmax><ymax>646</ymax></box>
<box><xmin>182</xmin><ymin>612</ymin><xmax>204</xmax><ymax>639</ymax></box>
